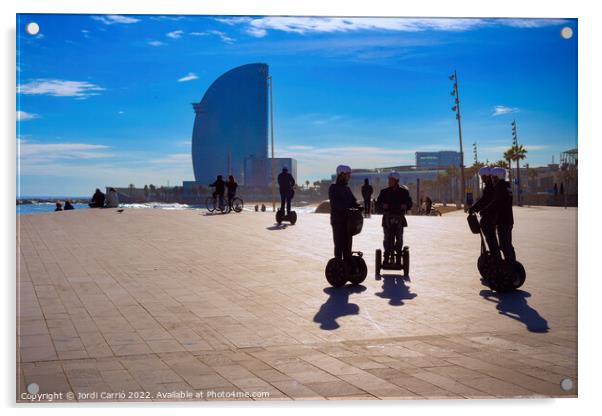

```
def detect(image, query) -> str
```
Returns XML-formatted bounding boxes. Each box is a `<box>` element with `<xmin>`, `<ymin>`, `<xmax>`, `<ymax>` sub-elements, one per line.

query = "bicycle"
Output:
<box><xmin>227</xmin><ymin>196</ymin><xmax>244</xmax><ymax>213</ymax></box>
<box><xmin>206</xmin><ymin>194</ymin><xmax>227</xmax><ymax>213</ymax></box>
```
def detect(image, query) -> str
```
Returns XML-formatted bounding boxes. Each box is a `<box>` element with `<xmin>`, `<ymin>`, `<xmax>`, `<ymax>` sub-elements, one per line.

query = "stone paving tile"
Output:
<box><xmin>16</xmin><ymin>208</ymin><xmax>577</xmax><ymax>401</ymax></box>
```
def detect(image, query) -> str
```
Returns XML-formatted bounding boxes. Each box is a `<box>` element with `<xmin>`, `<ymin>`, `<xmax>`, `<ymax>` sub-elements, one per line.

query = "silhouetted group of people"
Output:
<box><xmin>54</xmin><ymin>200</ymin><xmax>74</xmax><ymax>211</ymax></box>
<box><xmin>88</xmin><ymin>188</ymin><xmax>119</xmax><ymax>208</ymax></box>
<box><xmin>329</xmin><ymin>167</ymin><xmax>413</xmax><ymax>271</ymax></box>
<box><xmin>209</xmin><ymin>175</ymin><xmax>239</xmax><ymax>210</ymax></box>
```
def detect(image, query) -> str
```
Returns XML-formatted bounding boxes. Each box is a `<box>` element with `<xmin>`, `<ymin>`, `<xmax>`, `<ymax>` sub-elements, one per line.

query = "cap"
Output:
<box><xmin>478</xmin><ymin>166</ymin><xmax>491</xmax><ymax>176</ymax></box>
<box><xmin>388</xmin><ymin>171</ymin><xmax>401</xmax><ymax>180</ymax></box>
<box><xmin>336</xmin><ymin>165</ymin><xmax>351</xmax><ymax>175</ymax></box>
<box><xmin>282</xmin><ymin>166</ymin><xmax>288</xmax><ymax>172</ymax></box>
<box><xmin>491</xmin><ymin>167</ymin><xmax>506</xmax><ymax>178</ymax></box>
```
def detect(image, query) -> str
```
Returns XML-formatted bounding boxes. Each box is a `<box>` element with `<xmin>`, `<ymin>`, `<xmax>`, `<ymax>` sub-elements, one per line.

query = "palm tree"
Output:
<box><xmin>491</xmin><ymin>160</ymin><xmax>509</xmax><ymax>169</ymax></box>
<box><xmin>503</xmin><ymin>148</ymin><xmax>515</xmax><ymax>184</ymax></box>
<box><xmin>305</xmin><ymin>180</ymin><xmax>310</xmax><ymax>189</ymax></box>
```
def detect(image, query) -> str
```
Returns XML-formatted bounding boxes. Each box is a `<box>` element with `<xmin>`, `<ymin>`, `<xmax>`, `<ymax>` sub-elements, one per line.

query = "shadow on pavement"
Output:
<box><xmin>375</xmin><ymin>276</ymin><xmax>417</xmax><ymax>306</ymax></box>
<box><xmin>479</xmin><ymin>289</ymin><xmax>550</xmax><ymax>333</ymax></box>
<box><xmin>313</xmin><ymin>285</ymin><xmax>367</xmax><ymax>330</ymax></box>
<box><xmin>266</xmin><ymin>224</ymin><xmax>289</xmax><ymax>230</ymax></box>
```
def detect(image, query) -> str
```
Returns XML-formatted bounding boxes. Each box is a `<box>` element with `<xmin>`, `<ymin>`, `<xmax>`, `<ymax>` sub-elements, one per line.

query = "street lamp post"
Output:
<box><xmin>268</xmin><ymin>75</ymin><xmax>276</xmax><ymax>212</ymax></box>
<box><xmin>449</xmin><ymin>70</ymin><xmax>466</xmax><ymax>208</ymax></box>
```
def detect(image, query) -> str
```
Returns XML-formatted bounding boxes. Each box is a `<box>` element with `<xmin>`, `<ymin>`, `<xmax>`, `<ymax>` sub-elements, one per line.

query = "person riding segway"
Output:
<box><xmin>276</xmin><ymin>166</ymin><xmax>297</xmax><ymax>225</ymax></box>
<box><xmin>468</xmin><ymin>167</ymin><xmax>525</xmax><ymax>292</ymax></box>
<box><xmin>468</xmin><ymin>166</ymin><xmax>499</xmax><ymax>283</ymax></box>
<box><xmin>374</xmin><ymin>172</ymin><xmax>412</xmax><ymax>278</ymax></box>
<box><xmin>324</xmin><ymin>165</ymin><xmax>368</xmax><ymax>287</ymax></box>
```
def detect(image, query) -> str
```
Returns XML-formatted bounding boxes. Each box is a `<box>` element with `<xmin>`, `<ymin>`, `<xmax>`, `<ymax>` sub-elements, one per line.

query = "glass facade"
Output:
<box><xmin>415</xmin><ymin>151</ymin><xmax>461</xmax><ymax>169</ymax></box>
<box><xmin>192</xmin><ymin>63</ymin><xmax>269</xmax><ymax>185</ymax></box>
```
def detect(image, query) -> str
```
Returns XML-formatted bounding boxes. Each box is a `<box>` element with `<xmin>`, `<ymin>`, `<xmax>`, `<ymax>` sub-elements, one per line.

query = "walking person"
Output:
<box><xmin>361</xmin><ymin>178</ymin><xmax>373</xmax><ymax>218</ymax></box>
<box><xmin>277</xmin><ymin>167</ymin><xmax>296</xmax><ymax>216</ymax></box>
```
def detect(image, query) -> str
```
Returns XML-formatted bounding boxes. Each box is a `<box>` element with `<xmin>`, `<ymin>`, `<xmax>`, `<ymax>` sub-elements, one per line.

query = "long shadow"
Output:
<box><xmin>313</xmin><ymin>285</ymin><xmax>366</xmax><ymax>330</ymax></box>
<box><xmin>266</xmin><ymin>224</ymin><xmax>289</xmax><ymax>230</ymax></box>
<box><xmin>375</xmin><ymin>276</ymin><xmax>417</xmax><ymax>306</ymax></box>
<box><xmin>479</xmin><ymin>289</ymin><xmax>549</xmax><ymax>333</ymax></box>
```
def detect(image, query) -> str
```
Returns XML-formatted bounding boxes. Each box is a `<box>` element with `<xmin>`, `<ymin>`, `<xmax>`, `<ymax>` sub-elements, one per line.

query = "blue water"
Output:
<box><xmin>17</xmin><ymin>203</ymin><xmax>90</xmax><ymax>215</ymax></box>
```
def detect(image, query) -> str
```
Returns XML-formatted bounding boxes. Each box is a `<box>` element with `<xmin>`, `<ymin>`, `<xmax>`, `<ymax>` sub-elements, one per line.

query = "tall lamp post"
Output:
<box><xmin>449</xmin><ymin>70</ymin><xmax>466</xmax><ymax>208</ymax></box>
<box><xmin>473</xmin><ymin>142</ymin><xmax>479</xmax><ymax>197</ymax></box>
<box><xmin>268</xmin><ymin>75</ymin><xmax>276</xmax><ymax>212</ymax></box>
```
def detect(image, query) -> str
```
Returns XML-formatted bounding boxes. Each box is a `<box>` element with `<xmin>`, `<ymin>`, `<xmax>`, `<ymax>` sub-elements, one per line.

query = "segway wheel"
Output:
<box><xmin>275</xmin><ymin>210</ymin><xmax>283</xmax><ymax>225</ymax></box>
<box><xmin>477</xmin><ymin>252</ymin><xmax>494</xmax><ymax>279</ymax></box>
<box><xmin>290</xmin><ymin>211</ymin><xmax>297</xmax><ymax>225</ymax></box>
<box><xmin>512</xmin><ymin>261</ymin><xmax>526</xmax><ymax>289</ymax></box>
<box><xmin>375</xmin><ymin>249</ymin><xmax>382</xmax><ymax>277</ymax></box>
<box><xmin>325</xmin><ymin>258</ymin><xmax>347</xmax><ymax>288</ymax></box>
<box><xmin>402</xmin><ymin>247</ymin><xmax>410</xmax><ymax>277</ymax></box>
<box><xmin>488</xmin><ymin>261</ymin><xmax>517</xmax><ymax>293</ymax></box>
<box><xmin>349</xmin><ymin>256</ymin><xmax>367</xmax><ymax>285</ymax></box>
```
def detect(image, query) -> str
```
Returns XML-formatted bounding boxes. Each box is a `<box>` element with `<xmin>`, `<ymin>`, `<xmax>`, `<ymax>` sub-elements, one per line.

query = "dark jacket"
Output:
<box><xmin>361</xmin><ymin>184</ymin><xmax>373</xmax><ymax>200</ymax></box>
<box><xmin>376</xmin><ymin>185</ymin><xmax>413</xmax><ymax>227</ymax></box>
<box><xmin>329</xmin><ymin>180</ymin><xmax>358</xmax><ymax>224</ymax></box>
<box><xmin>278</xmin><ymin>172</ymin><xmax>295</xmax><ymax>195</ymax></box>
<box><xmin>483</xmin><ymin>180</ymin><xmax>514</xmax><ymax>226</ymax></box>
<box><xmin>226</xmin><ymin>181</ymin><xmax>238</xmax><ymax>196</ymax></box>
<box><xmin>210</xmin><ymin>178</ymin><xmax>225</xmax><ymax>195</ymax></box>
<box><xmin>470</xmin><ymin>181</ymin><xmax>494</xmax><ymax>216</ymax></box>
<box><xmin>90</xmin><ymin>190</ymin><xmax>105</xmax><ymax>207</ymax></box>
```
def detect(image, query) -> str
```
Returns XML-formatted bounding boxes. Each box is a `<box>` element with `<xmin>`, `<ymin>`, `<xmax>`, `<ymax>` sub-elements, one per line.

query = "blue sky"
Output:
<box><xmin>16</xmin><ymin>14</ymin><xmax>577</xmax><ymax>197</ymax></box>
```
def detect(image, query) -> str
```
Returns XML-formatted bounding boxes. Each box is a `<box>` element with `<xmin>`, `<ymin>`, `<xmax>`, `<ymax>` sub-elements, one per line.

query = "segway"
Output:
<box><xmin>325</xmin><ymin>207</ymin><xmax>368</xmax><ymax>287</ymax></box>
<box><xmin>275</xmin><ymin>209</ymin><xmax>297</xmax><ymax>225</ymax></box>
<box><xmin>467</xmin><ymin>213</ymin><xmax>526</xmax><ymax>292</ymax></box>
<box><xmin>375</xmin><ymin>214</ymin><xmax>410</xmax><ymax>278</ymax></box>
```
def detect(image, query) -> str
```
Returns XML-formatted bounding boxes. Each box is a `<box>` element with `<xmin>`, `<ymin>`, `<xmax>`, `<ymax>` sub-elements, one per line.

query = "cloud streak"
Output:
<box><xmin>216</xmin><ymin>17</ymin><xmax>569</xmax><ymax>38</ymax></box>
<box><xmin>492</xmin><ymin>105</ymin><xmax>520</xmax><ymax>116</ymax></box>
<box><xmin>17</xmin><ymin>111</ymin><xmax>39</xmax><ymax>121</ymax></box>
<box><xmin>17</xmin><ymin>79</ymin><xmax>105</xmax><ymax>98</ymax></box>
<box><xmin>18</xmin><ymin>139</ymin><xmax>112</xmax><ymax>162</ymax></box>
<box><xmin>177</xmin><ymin>72</ymin><xmax>198</xmax><ymax>82</ymax></box>
<box><xmin>91</xmin><ymin>15</ymin><xmax>140</xmax><ymax>25</ymax></box>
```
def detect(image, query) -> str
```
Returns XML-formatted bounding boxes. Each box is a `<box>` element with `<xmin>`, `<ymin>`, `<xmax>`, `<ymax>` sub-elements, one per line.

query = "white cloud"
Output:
<box><xmin>501</xmin><ymin>18</ymin><xmax>569</xmax><ymax>28</ymax></box>
<box><xmin>218</xmin><ymin>17</ymin><xmax>488</xmax><ymax>38</ymax></box>
<box><xmin>17</xmin><ymin>111</ymin><xmax>39</xmax><ymax>121</ymax></box>
<box><xmin>18</xmin><ymin>139</ymin><xmax>112</xmax><ymax>162</ymax></box>
<box><xmin>217</xmin><ymin>17</ymin><xmax>569</xmax><ymax>38</ymax></box>
<box><xmin>287</xmin><ymin>145</ymin><xmax>314</xmax><ymax>150</ymax></box>
<box><xmin>492</xmin><ymin>105</ymin><xmax>520</xmax><ymax>116</ymax></box>
<box><xmin>177</xmin><ymin>72</ymin><xmax>198</xmax><ymax>82</ymax></box>
<box><xmin>150</xmin><ymin>153</ymin><xmax>190</xmax><ymax>164</ymax></box>
<box><xmin>149</xmin><ymin>16</ymin><xmax>186</xmax><ymax>21</ymax></box>
<box><xmin>147</xmin><ymin>40</ymin><xmax>166</xmax><ymax>47</ymax></box>
<box><xmin>209</xmin><ymin>30</ymin><xmax>235</xmax><ymax>43</ymax></box>
<box><xmin>81</xmin><ymin>29</ymin><xmax>90</xmax><ymax>38</ymax></box>
<box><xmin>117</xmin><ymin>111</ymin><xmax>125</xmax><ymax>115</ymax></box>
<box><xmin>17</xmin><ymin>79</ymin><xmax>104</xmax><ymax>98</ymax></box>
<box><xmin>91</xmin><ymin>15</ymin><xmax>140</xmax><ymax>25</ymax></box>
<box><xmin>166</xmin><ymin>30</ymin><xmax>184</xmax><ymax>39</ymax></box>
<box><xmin>189</xmin><ymin>32</ymin><xmax>209</xmax><ymax>36</ymax></box>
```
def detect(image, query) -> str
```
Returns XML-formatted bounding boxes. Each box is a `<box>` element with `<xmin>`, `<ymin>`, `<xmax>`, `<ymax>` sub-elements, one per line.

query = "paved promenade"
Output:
<box><xmin>17</xmin><ymin>206</ymin><xmax>577</xmax><ymax>401</ymax></box>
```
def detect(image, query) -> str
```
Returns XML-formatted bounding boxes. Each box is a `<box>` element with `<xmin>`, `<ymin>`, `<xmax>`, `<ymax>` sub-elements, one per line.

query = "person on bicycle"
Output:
<box><xmin>277</xmin><ymin>167</ymin><xmax>295</xmax><ymax>216</ymax></box>
<box><xmin>376</xmin><ymin>172</ymin><xmax>412</xmax><ymax>265</ymax></box>
<box><xmin>468</xmin><ymin>166</ymin><xmax>500</xmax><ymax>261</ymax></box>
<box><xmin>226</xmin><ymin>175</ymin><xmax>238</xmax><ymax>210</ymax></box>
<box><xmin>209</xmin><ymin>175</ymin><xmax>226</xmax><ymax>209</ymax></box>
<box><xmin>361</xmin><ymin>178</ymin><xmax>373</xmax><ymax>218</ymax></box>
<box><xmin>329</xmin><ymin>165</ymin><xmax>360</xmax><ymax>273</ymax></box>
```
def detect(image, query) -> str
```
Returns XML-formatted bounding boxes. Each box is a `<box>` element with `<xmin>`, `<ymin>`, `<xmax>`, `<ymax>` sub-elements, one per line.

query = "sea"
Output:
<box><xmin>17</xmin><ymin>199</ymin><xmax>318</xmax><ymax>215</ymax></box>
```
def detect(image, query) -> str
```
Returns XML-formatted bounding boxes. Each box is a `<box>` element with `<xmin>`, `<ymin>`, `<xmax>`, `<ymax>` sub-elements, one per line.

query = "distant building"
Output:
<box><xmin>415</xmin><ymin>151</ymin><xmax>461</xmax><ymax>170</ymax></box>
<box><xmin>189</xmin><ymin>63</ymin><xmax>297</xmax><ymax>188</ymax></box>
<box><xmin>244</xmin><ymin>156</ymin><xmax>298</xmax><ymax>188</ymax></box>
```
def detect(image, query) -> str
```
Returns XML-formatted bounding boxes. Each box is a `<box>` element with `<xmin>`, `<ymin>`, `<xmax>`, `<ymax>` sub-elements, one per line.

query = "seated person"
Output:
<box><xmin>64</xmin><ymin>200</ymin><xmax>74</xmax><ymax>210</ymax></box>
<box><xmin>89</xmin><ymin>188</ymin><xmax>105</xmax><ymax>208</ymax></box>
<box><xmin>376</xmin><ymin>172</ymin><xmax>413</xmax><ymax>264</ymax></box>
<box><xmin>54</xmin><ymin>201</ymin><xmax>63</xmax><ymax>212</ymax></box>
<box><xmin>105</xmin><ymin>187</ymin><xmax>119</xmax><ymax>208</ymax></box>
